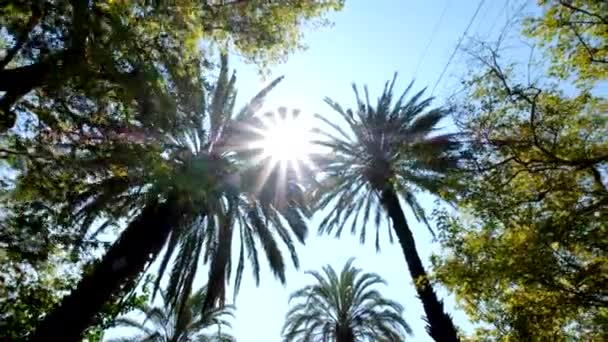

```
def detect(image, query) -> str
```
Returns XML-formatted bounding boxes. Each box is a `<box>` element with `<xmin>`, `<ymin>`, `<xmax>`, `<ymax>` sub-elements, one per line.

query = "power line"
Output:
<box><xmin>430</xmin><ymin>0</ymin><xmax>486</xmax><ymax>95</ymax></box>
<box><xmin>413</xmin><ymin>0</ymin><xmax>450</xmax><ymax>79</ymax></box>
<box><xmin>472</xmin><ymin>0</ymin><xmax>491</xmax><ymax>37</ymax></box>
<box><xmin>486</xmin><ymin>0</ymin><xmax>509</xmax><ymax>38</ymax></box>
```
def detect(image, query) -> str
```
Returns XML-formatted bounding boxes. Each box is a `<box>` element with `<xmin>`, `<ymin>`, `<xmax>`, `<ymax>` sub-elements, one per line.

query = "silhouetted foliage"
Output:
<box><xmin>110</xmin><ymin>287</ymin><xmax>235</xmax><ymax>342</ymax></box>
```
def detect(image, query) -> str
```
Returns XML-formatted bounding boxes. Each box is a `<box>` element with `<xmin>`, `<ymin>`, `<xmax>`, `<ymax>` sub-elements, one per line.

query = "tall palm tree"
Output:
<box><xmin>21</xmin><ymin>55</ymin><xmax>311</xmax><ymax>341</ymax></box>
<box><xmin>311</xmin><ymin>75</ymin><xmax>461</xmax><ymax>341</ymax></box>
<box><xmin>282</xmin><ymin>258</ymin><xmax>412</xmax><ymax>342</ymax></box>
<box><xmin>109</xmin><ymin>287</ymin><xmax>235</xmax><ymax>342</ymax></box>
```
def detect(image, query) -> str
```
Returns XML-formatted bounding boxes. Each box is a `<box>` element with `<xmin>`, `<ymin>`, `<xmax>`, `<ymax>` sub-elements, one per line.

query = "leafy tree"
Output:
<box><xmin>0</xmin><ymin>251</ymin><xmax>78</xmax><ymax>341</ymax></box>
<box><xmin>10</xmin><ymin>55</ymin><xmax>312</xmax><ymax>341</ymax></box>
<box><xmin>0</xmin><ymin>222</ymin><xmax>148</xmax><ymax>342</ymax></box>
<box><xmin>431</xmin><ymin>40</ymin><xmax>607</xmax><ymax>340</ymax></box>
<box><xmin>0</xmin><ymin>0</ymin><xmax>344</xmax><ymax>131</ymax></box>
<box><xmin>523</xmin><ymin>0</ymin><xmax>608</xmax><ymax>85</ymax></box>
<box><xmin>282</xmin><ymin>258</ymin><xmax>412</xmax><ymax>342</ymax></box>
<box><xmin>109</xmin><ymin>287</ymin><xmax>235</xmax><ymax>342</ymax></box>
<box><xmin>311</xmin><ymin>76</ymin><xmax>462</xmax><ymax>341</ymax></box>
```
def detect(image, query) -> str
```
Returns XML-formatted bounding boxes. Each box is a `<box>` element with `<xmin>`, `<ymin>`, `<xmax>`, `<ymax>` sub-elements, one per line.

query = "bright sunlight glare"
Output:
<box><xmin>262</xmin><ymin>119</ymin><xmax>310</xmax><ymax>162</ymax></box>
<box><xmin>252</xmin><ymin>108</ymin><xmax>314</xmax><ymax>170</ymax></box>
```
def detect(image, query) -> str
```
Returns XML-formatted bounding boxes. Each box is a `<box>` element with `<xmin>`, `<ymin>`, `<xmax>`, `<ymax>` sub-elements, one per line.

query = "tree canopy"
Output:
<box><xmin>311</xmin><ymin>75</ymin><xmax>462</xmax><ymax>341</ymax></box>
<box><xmin>0</xmin><ymin>0</ymin><xmax>344</xmax><ymax>131</ymax></box>
<box><xmin>431</xmin><ymin>2</ymin><xmax>607</xmax><ymax>339</ymax></box>
<box><xmin>1</xmin><ymin>0</ymin><xmax>606</xmax><ymax>341</ymax></box>
<box><xmin>523</xmin><ymin>0</ymin><xmax>608</xmax><ymax>85</ymax></box>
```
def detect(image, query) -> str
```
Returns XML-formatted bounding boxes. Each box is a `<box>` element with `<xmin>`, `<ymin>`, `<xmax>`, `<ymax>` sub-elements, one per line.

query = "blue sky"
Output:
<box><xmin>104</xmin><ymin>0</ymin><xmax>533</xmax><ymax>341</ymax></box>
<box><xmin>225</xmin><ymin>1</ymin><xmax>523</xmax><ymax>341</ymax></box>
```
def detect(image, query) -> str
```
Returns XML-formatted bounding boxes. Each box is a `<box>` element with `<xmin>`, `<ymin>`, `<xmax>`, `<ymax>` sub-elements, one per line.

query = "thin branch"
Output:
<box><xmin>210</xmin><ymin>0</ymin><xmax>249</xmax><ymax>8</ymax></box>
<box><xmin>566</xmin><ymin>22</ymin><xmax>608</xmax><ymax>64</ymax></box>
<box><xmin>558</xmin><ymin>1</ymin><xmax>608</xmax><ymax>25</ymax></box>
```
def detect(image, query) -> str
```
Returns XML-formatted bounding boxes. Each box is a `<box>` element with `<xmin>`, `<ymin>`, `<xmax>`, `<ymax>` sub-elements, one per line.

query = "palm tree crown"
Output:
<box><xmin>110</xmin><ymin>287</ymin><xmax>235</xmax><ymax>342</ymax></box>
<box><xmin>312</xmin><ymin>74</ymin><xmax>459</xmax><ymax>246</ymax></box>
<box><xmin>282</xmin><ymin>258</ymin><xmax>412</xmax><ymax>342</ymax></box>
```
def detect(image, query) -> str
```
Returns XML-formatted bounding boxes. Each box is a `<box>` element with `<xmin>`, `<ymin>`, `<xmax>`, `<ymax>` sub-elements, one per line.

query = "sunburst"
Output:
<box><xmin>247</xmin><ymin>107</ymin><xmax>315</xmax><ymax>197</ymax></box>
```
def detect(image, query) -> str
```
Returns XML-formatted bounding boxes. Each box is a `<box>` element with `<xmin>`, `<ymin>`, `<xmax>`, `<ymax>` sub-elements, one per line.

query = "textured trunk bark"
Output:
<box><xmin>28</xmin><ymin>196</ymin><xmax>183</xmax><ymax>342</ymax></box>
<box><xmin>380</xmin><ymin>187</ymin><xmax>460</xmax><ymax>342</ymax></box>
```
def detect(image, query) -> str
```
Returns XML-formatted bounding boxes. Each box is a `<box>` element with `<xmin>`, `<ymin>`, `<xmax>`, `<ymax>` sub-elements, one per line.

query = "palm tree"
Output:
<box><xmin>23</xmin><ymin>55</ymin><xmax>312</xmax><ymax>341</ymax></box>
<box><xmin>282</xmin><ymin>258</ymin><xmax>412</xmax><ymax>342</ymax></box>
<box><xmin>311</xmin><ymin>75</ymin><xmax>461</xmax><ymax>341</ymax></box>
<box><xmin>109</xmin><ymin>287</ymin><xmax>235</xmax><ymax>342</ymax></box>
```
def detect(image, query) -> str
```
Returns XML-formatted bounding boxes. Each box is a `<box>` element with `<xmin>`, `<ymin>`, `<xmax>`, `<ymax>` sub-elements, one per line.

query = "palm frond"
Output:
<box><xmin>113</xmin><ymin>286</ymin><xmax>234</xmax><ymax>342</ymax></box>
<box><xmin>235</xmin><ymin>76</ymin><xmax>285</xmax><ymax>120</ymax></box>
<box><xmin>209</xmin><ymin>54</ymin><xmax>234</xmax><ymax>142</ymax></box>
<box><xmin>248</xmin><ymin>206</ymin><xmax>286</xmax><ymax>283</ymax></box>
<box><xmin>406</xmin><ymin>108</ymin><xmax>446</xmax><ymax>138</ymax></box>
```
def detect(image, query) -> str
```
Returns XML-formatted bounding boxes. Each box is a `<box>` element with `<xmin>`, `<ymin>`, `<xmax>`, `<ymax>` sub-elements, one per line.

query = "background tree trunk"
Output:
<box><xmin>28</xmin><ymin>195</ymin><xmax>184</xmax><ymax>342</ymax></box>
<box><xmin>380</xmin><ymin>187</ymin><xmax>460</xmax><ymax>342</ymax></box>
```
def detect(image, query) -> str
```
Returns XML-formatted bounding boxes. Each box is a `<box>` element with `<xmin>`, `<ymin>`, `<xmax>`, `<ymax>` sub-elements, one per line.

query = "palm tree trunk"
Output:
<box><xmin>28</xmin><ymin>195</ymin><xmax>184</xmax><ymax>342</ymax></box>
<box><xmin>335</xmin><ymin>323</ymin><xmax>355</xmax><ymax>342</ymax></box>
<box><xmin>380</xmin><ymin>186</ymin><xmax>460</xmax><ymax>342</ymax></box>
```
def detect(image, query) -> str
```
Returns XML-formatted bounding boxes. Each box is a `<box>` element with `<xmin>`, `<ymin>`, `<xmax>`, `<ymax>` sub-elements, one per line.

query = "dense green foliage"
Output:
<box><xmin>0</xmin><ymin>0</ymin><xmax>343</xmax><ymax>131</ymax></box>
<box><xmin>431</xmin><ymin>1</ymin><xmax>608</xmax><ymax>339</ymax></box>
<box><xmin>282</xmin><ymin>258</ymin><xmax>411</xmax><ymax>342</ymax></box>
<box><xmin>523</xmin><ymin>0</ymin><xmax>608</xmax><ymax>85</ymax></box>
<box><xmin>0</xmin><ymin>243</ymin><xmax>147</xmax><ymax>341</ymax></box>
<box><xmin>110</xmin><ymin>287</ymin><xmax>235</xmax><ymax>342</ymax></box>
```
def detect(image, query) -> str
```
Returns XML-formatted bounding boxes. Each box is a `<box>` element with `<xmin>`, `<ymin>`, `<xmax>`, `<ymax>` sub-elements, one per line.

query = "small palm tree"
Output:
<box><xmin>311</xmin><ymin>75</ymin><xmax>461</xmax><ymax>341</ymax></box>
<box><xmin>109</xmin><ymin>287</ymin><xmax>235</xmax><ymax>342</ymax></box>
<box><xmin>282</xmin><ymin>258</ymin><xmax>411</xmax><ymax>342</ymax></box>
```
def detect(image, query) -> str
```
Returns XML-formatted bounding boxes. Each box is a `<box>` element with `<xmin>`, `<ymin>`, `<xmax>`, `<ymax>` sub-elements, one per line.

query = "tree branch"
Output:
<box><xmin>470</xmin><ymin>46</ymin><xmax>608</xmax><ymax>172</ymax></box>
<box><xmin>566</xmin><ymin>22</ymin><xmax>608</xmax><ymax>64</ymax></box>
<box><xmin>558</xmin><ymin>1</ymin><xmax>608</xmax><ymax>25</ymax></box>
<box><xmin>0</xmin><ymin>6</ymin><xmax>42</xmax><ymax>70</ymax></box>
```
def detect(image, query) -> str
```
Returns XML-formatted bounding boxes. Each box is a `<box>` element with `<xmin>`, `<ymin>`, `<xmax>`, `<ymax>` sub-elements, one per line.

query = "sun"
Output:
<box><xmin>252</xmin><ymin>108</ymin><xmax>313</xmax><ymax>169</ymax></box>
<box><xmin>261</xmin><ymin>117</ymin><xmax>310</xmax><ymax>162</ymax></box>
<box><xmin>245</xmin><ymin>107</ymin><xmax>316</xmax><ymax>198</ymax></box>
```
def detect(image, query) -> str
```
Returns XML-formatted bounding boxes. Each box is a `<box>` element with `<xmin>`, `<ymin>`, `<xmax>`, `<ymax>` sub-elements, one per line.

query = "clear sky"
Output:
<box><xmin>225</xmin><ymin>1</ymin><xmax>523</xmax><ymax>341</ymax></box>
<box><xmin>104</xmin><ymin>1</ymin><xmax>531</xmax><ymax>341</ymax></box>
